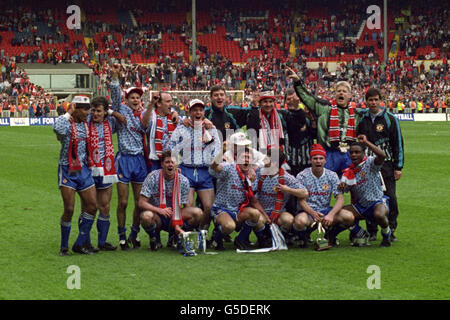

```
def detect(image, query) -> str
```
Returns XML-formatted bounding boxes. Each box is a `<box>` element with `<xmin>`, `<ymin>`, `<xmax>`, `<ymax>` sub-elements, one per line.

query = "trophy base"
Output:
<box><xmin>315</xmin><ymin>239</ymin><xmax>332</xmax><ymax>251</ymax></box>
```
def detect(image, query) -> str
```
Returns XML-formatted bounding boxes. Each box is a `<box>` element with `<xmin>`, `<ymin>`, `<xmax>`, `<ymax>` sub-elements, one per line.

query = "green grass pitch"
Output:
<box><xmin>0</xmin><ymin>122</ymin><xmax>449</xmax><ymax>300</ymax></box>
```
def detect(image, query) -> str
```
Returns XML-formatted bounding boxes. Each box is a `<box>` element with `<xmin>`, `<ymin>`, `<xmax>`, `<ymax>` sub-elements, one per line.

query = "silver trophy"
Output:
<box><xmin>181</xmin><ymin>230</ymin><xmax>208</xmax><ymax>257</ymax></box>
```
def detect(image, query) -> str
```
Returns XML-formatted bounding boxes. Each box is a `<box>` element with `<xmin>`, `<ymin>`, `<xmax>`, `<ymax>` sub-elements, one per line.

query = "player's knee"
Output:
<box><xmin>279</xmin><ymin>213</ymin><xmax>294</xmax><ymax>227</ymax></box>
<box><xmin>294</xmin><ymin>215</ymin><xmax>308</xmax><ymax>230</ymax></box>
<box><xmin>192</xmin><ymin>208</ymin><xmax>203</xmax><ymax>221</ymax></box>
<box><xmin>373</xmin><ymin>205</ymin><xmax>388</xmax><ymax>221</ymax></box>
<box><xmin>140</xmin><ymin>211</ymin><xmax>154</xmax><ymax>225</ymax></box>
<box><xmin>246</xmin><ymin>208</ymin><xmax>260</xmax><ymax>222</ymax></box>
<box><xmin>221</xmin><ymin>220</ymin><xmax>236</xmax><ymax>234</ymax></box>
<box><xmin>85</xmin><ymin>202</ymin><xmax>97</xmax><ymax>215</ymax></box>
<box><xmin>338</xmin><ymin>209</ymin><xmax>355</xmax><ymax>226</ymax></box>
<box><xmin>117</xmin><ymin>198</ymin><xmax>128</xmax><ymax>210</ymax></box>
<box><xmin>64</xmin><ymin>205</ymin><xmax>75</xmax><ymax>217</ymax></box>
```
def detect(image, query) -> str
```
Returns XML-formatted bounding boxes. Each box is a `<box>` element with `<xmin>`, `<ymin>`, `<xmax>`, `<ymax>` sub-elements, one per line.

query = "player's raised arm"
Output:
<box><xmin>286</xmin><ymin>66</ymin><xmax>329</xmax><ymax>118</ymax></box>
<box><xmin>358</xmin><ymin>134</ymin><xmax>386</xmax><ymax>165</ymax></box>
<box><xmin>109</xmin><ymin>64</ymin><xmax>122</xmax><ymax>112</ymax></box>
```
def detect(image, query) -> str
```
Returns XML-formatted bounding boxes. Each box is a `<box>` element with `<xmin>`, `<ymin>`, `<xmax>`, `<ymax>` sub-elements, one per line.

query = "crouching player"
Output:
<box><xmin>54</xmin><ymin>96</ymin><xmax>97</xmax><ymax>255</ymax></box>
<box><xmin>254</xmin><ymin>149</ymin><xmax>309</xmax><ymax>246</ymax></box>
<box><xmin>85</xmin><ymin>96</ymin><xmax>127</xmax><ymax>251</ymax></box>
<box><xmin>208</xmin><ymin>148</ymin><xmax>265</xmax><ymax>251</ymax></box>
<box><xmin>138</xmin><ymin>151</ymin><xmax>203</xmax><ymax>250</ymax></box>
<box><xmin>338</xmin><ymin>135</ymin><xmax>392</xmax><ymax>247</ymax></box>
<box><xmin>294</xmin><ymin>144</ymin><xmax>355</xmax><ymax>248</ymax></box>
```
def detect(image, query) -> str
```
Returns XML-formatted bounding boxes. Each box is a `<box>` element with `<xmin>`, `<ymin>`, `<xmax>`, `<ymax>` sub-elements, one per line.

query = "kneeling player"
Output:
<box><xmin>338</xmin><ymin>135</ymin><xmax>391</xmax><ymax>247</ymax></box>
<box><xmin>208</xmin><ymin>149</ymin><xmax>264</xmax><ymax>250</ymax></box>
<box><xmin>138</xmin><ymin>151</ymin><xmax>203</xmax><ymax>250</ymax></box>
<box><xmin>295</xmin><ymin>144</ymin><xmax>355</xmax><ymax>248</ymax></box>
<box><xmin>254</xmin><ymin>149</ymin><xmax>308</xmax><ymax>246</ymax></box>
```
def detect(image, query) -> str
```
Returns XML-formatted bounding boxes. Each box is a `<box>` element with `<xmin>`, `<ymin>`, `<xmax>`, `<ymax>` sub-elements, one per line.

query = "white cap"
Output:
<box><xmin>259</xmin><ymin>90</ymin><xmax>275</xmax><ymax>101</ymax></box>
<box><xmin>187</xmin><ymin>99</ymin><xmax>205</xmax><ymax>111</ymax></box>
<box><xmin>229</xmin><ymin>132</ymin><xmax>251</xmax><ymax>146</ymax></box>
<box><xmin>125</xmin><ymin>87</ymin><xmax>144</xmax><ymax>99</ymax></box>
<box><xmin>72</xmin><ymin>95</ymin><xmax>90</xmax><ymax>104</ymax></box>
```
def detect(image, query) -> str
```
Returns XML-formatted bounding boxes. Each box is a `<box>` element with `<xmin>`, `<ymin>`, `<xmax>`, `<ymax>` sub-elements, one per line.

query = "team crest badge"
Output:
<box><xmin>93</xmin><ymin>149</ymin><xmax>100</xmax><ymax>164</ymax></box>
<box><xmin>63</xmin><ymin>179</ymin><xmax>68</xmax><ymax>183</ymax></box>
<box><xmin>376</xmin><ymin>124</ymin><xmax>384</xmax><ymax>132</ymax></box>
<box><xmin>224</xmin><ymin>122</ymin><xmax>231</xmax><ymax>129</ymax></box>
<box><xmin>119</xmin><ymin>174</ymin><xmax>123</xmax><ymax>178</ymax></box>
<box><xmin>360</xmin><ymin>171</ymin><xmax>366</xmax><ymax>177</ymax></box>
<box><xmin>105</xmin><ymin>158</ymin><xmax>112</xmax><ymax>171</ymax></box>
<box><xmin>322</xmin><ymin>183</ymin><xmax>329</xmax><ymax>190</ymax></box>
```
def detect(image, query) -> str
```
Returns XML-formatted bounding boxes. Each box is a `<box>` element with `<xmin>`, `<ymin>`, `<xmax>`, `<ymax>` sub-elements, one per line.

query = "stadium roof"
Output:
<box><xmin>17</xmin><ymin>63</ymin><xmax>93</xmax><ymax>75</ymax></box>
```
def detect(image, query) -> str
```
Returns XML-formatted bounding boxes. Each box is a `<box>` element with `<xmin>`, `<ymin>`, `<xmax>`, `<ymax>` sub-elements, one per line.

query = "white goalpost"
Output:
<box><xmin>149</xmin><ymin>90</ymin><xmax>246</xmax><ymax>110</ymax></box>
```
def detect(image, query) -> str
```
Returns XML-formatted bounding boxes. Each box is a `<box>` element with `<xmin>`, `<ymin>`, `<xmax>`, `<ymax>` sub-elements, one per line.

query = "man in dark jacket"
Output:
<box><xmin>357</xmin><ymin>87</ymin><xmax>404</xmax><ymax>242</ymax></box>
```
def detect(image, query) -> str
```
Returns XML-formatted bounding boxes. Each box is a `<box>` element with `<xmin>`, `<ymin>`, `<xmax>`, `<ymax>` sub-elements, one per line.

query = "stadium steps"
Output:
<box><xmin>117</xmin><ymin>10</ymin><xmax>134</xmax><ymax>28</ymax></box>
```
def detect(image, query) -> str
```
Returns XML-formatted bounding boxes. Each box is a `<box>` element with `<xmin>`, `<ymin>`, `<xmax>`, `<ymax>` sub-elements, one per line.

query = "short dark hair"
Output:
<box><xmin>365</xmin><ymin>88</ymin><xmax>381</xmax><ymax>101</ymax></box>
<box><xmin>91</xmin><ymin>96</ymin><xmax>109</xmax><ymax>112</ymax></box>
<box><xmin>161</xmin><ymin>150</ymin><xmax>177</xmax><ymax>163</ymax></box>
<box><xmin>285</xmin><ymin>88</ymin><xmax>296</xmax><ymax>96</ymax></box>
<box><xmin>350</xmin><ymin>141</ymin><xmax>367</xmax><ymax>152</ymax></box>
<box><xmin>210</xmin><ymin>85</ymin><xmax>226</xmax><ymax>96</ymax></box>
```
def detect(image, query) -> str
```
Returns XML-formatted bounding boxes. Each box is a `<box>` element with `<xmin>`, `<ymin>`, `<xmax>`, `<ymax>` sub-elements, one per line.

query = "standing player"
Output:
<box><xmin>141</xmin><ymin>90</ymin><xmax>179</xmax><ymax>172</ymax></box>
<box><xmin>294</xmin><ymin>144</ymin><xmax>354</xmax><ymax>248</ymax></box>
<box><xmin>109</xmin><ymin>64</ymin><xmax>147</xmax><ymax>250</ymax></box>
<box><xmin>338</xmin><ymin>135</ymin><xmax>392</xmax><ymax>247</ymax></box>
<box><xmin>208</xmin><ymin>149</ymin><xmax>265</xmax><ymax>250</ymax></box>
<box><xmin>357</xmin><ymin>88</ymin><xmax>404</xmax><ymax>242</ymax></box>
<box><xmin>53</xmin><ymin>96</ymin><xmax>97</xmax><ymax>255</ymax></box>
<box><xmin>287</xmin><ymin>67</ymin><xmax>361</xmax><ymax>176</ymax></box>
<box><xmin>85</xmin><ymin>96</ymin><xmax>126</xmax><ymax>251</ymax></box>
<box><xmin>169</xmin><ymin>99</ymin><xmax>221</xmax><ymax>233</ymax></box>
<box><xmin>138</xmin><ymin>151</ymin><xmax>203</xmax><ymax>250</ymax></box>
<box><xmin>283</xmin><ymin>87</ymin><xmax>316</xmax><ymax>176</ymax></box>
<box><xmin>245</xmin><ymin>91</ymin><xmax>285</xmax><ymax>152</ymax></box>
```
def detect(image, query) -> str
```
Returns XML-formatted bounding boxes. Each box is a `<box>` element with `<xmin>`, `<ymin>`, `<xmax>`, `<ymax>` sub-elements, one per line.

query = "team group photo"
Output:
<box><xmin>1</xmin><ymin>0</ymin><xmax>448</xmax><ymax>302</ymax></box>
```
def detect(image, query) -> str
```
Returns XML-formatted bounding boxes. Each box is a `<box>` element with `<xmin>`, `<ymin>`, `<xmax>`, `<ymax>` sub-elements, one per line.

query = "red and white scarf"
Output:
<box><xmin>257</xmin><ymin>168</ymin><xmax>285</xmax><ymax>223</ymax></box>
<box><xmin>88</xmin><ymin>119</ymin><xmax>118</xmax><ymax>184</ymax></box>
<box><xmin>236</xmin><ymin>164</ymin><xmax>254</xmax><ymax>213</ymax></box>
<box><xmin>329</xmin><ymin>101</ymin><xmax>357</xmax><ymax>143</ymax></box>
<box><xmin>68</xmin><ymin>118</ymin><xmax>88</xmax><ymax>174</ymax></box>
<box><xmin>341</xmin><ymin>156</ymin><xmax>367</xmax><ymax>186</ymax></box>
<box><xmin>259</xmin><ymin>108</ymin><xmax>284</xmax><ymax>150</ymax></box>
<box><xmin>159</xmin><ymin>170</ymin><xmax>183</xmax><ymax>227</ymax></box>
<box><xmin>152</xmin><ymin>110</ymin><xmax>176</xmax><ymax>158</ymax></box>
<box><xmin>133</xmin><ymin>108</ymin><xmax>151</xmax><ymax>167</ymax></box>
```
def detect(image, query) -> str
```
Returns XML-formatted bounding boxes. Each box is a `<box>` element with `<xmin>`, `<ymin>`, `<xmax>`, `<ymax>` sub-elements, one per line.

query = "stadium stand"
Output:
<box><xmin>0</xmin><ymin>0</ymin><xmax>448</xmax><ymax>115</ymax></box>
